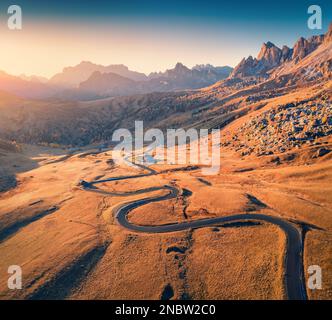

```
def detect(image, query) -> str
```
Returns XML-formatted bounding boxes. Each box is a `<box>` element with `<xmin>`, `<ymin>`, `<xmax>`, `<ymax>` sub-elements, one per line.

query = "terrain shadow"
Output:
<box><xmin>0</xmin><ymin>146</ymin><xmax>39</xmax><ymax>192</ymax></box>
<box><xmin>0</xmin><ymin>206</ymin><xmax>59</xmax><ymax>243</ymax></box>
<box><xmin>28</xmin><ymin>243</ymin><xmax>109</xmax><ymax>300</ymax></box>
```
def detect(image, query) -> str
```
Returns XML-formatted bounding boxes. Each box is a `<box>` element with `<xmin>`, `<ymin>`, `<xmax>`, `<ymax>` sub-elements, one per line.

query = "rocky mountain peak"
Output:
<box><xmin>192</xmin><ymin>64</ymin><xmax>214</xmax><ymax>71</ymax></box>
<box><xmin>174</xmin><ymin>62</ymin><xmax>190</xmax><ymax>72</ymax></box>
<box><xmin>165</xmin><ymin>63</ymin><xmax>191</xmax><ymax>78</ymax></box>
<box><xmin>292</xmin><ymin>37</ymin><xmax>308</xmax><ymax>59</ymax></box>
<box><xmin>280</xmin><ymin>45</ymin><xmax>293</xmax><ymax>63</ymax></box>
<box><xmin>79</xmin><ymin>61</ymin><xmax>94</xmax><ymax>66</ymax></box>
<box><xmin>291</xmin><ymin>35</ymin><xmax>324</xmax><ymax>62</ymax></box>
<box><xmin>264</xmin><ymin>41</ymin><xmax>276</xmax><ymax>49</ymax></box>
<box><xmin>231</xmin><ymin>23</ymin><xmax>332</xmax><ymax>79</ymax></box>
<box><xmin>324</xmin><ymin>22</ymin><xmax>332</xmax><ymax>44</ymax></box>
<box><xmin>257</xmin><ymin>41</ymin><xmax>282</xmax><ymax>67</ymax></box>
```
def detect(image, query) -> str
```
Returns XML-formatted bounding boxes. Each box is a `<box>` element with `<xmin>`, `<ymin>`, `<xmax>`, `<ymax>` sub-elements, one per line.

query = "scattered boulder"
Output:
<box><xmin>316</xmin><ymin>148</ymin><xmax>331</xmax><ymax>158</ymax></box>
<box><xmin>232</xmin><ymin>98</ymin><xmax>332</xmax><ymax>157</ymax></box>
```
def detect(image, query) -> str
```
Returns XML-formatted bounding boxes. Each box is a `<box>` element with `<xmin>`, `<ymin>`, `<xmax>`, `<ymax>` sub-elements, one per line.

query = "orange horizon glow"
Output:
<box><xmin>0</xmin><ymin>19</ymin><xmax>256</xmax><ymax>78</ymax></box>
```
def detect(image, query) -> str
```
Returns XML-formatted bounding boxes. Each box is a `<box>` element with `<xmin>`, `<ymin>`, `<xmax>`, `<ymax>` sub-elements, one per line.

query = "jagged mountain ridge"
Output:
<box><xmin>0</xmin><ymin>62</ymin><xmax>233</xmax><ymax>100</ymax></box>
<box><xmin>58</xmin><ymin>62</ymin><xmax>233</xmax><ymax>100</ymax></box>
<box><xmin>49</xmin><ymin>61</ymin><xmax>149</xmax><ymax>87</ymax></box>
<box><xmin>78</xmin><ymin>71</ymin><xmax>136</xmax><ymax>96</ymax></box>
<box><xmin>0</xmin><ymin>70</ymin><xmax>60</xmax><ymax>99</ymax></box>
<box><xmin>230</xmin><ymin>24</ymin><xmax>331</xmax><ymax>79</ymax></box>
<box><xmin>0</xmin><ymin>24</ymin><xmax>331</xmax><ymax>147</ymax></box>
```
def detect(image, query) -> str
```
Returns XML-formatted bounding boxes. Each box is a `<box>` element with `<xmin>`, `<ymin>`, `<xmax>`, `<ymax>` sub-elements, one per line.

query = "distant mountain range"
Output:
<box><xmin>0</xmin><ymin>62</ymin><xmax>232</xmax><ymax>100</ymax></box>
<box><xmin>53</xmin><ymin>62</ymin><xmax>232</xmax><ymax>100</ymax></box>
<box><xmin>0</xmin><ymin>70</ymin><xmax>59</xmax><ymax>99</ymax></box>
<box><xmin>49</xmin><ymin>61</ymin><xmax>149</xmax><ymax>87</ymax></box>
<box><xmin>0</xmin><ymin>23</ymin><xmax>330</xmax><ymax>102</ymax></box>
<box><xmin>0</xmin><ymin>23</ymin><xmax>331</xmax><ymax>147</ymax></box>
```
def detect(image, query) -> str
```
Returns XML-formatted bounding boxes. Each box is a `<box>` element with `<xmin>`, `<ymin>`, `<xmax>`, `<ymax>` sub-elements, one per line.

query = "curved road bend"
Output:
<box><xmin>82</xmin><ymin>159</ymin><xmax>307</xmax><ymax>300</ymax></box>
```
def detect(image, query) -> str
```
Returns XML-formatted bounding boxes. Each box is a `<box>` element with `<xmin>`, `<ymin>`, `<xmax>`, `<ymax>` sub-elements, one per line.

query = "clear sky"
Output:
<box><xmin>0</xmin><ymin>0</ymin><xmax>331</xmax><ymax>78</ymax></box>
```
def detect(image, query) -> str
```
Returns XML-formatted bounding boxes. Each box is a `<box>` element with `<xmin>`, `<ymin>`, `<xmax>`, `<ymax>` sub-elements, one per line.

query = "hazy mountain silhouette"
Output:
<box><xmin>49</xmin><ymin>61</ymin><xmax>148</xmax><ymax>87</ymax></box>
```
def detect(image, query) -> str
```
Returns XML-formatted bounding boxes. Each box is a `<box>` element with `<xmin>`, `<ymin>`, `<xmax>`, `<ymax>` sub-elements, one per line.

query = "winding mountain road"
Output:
<box><xmin>82</xmin><ymin>158</ymin><xmax>307</xmax><ymax>300</ymax></box>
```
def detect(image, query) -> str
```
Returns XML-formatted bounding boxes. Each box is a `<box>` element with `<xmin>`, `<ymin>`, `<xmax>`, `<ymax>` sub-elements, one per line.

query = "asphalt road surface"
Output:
<box><xmin>82</xmin><ymin>159</ymin><xmax>307</xmax><ymax>300</ymax></box>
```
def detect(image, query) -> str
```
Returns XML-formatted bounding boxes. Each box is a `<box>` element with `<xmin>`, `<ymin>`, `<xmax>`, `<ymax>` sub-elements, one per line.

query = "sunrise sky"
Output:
<box><xmin>0</xmin><ymin>0</ymin><xmax>331</xmax><ymax>78</ymax></box>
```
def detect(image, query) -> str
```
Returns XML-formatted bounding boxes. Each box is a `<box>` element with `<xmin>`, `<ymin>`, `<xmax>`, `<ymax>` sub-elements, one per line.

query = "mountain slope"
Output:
<box><xmin>0</xmin><ymin>24</ymin><xmax>330</xmax><ymax>148</ymax></box>
<box><xmin>230</xmin><ymin>25</ymin><xmax>329</xmax><ymax>80</ymax></box>
<box><xmin>68</xmin><ymin>62</ymin><xmax>233</xmax><ymax>99</ymax></box>
<box><xmin>78</xmin><ymin>71</ymin><xmax>136</xmax><ymax>97</ymax></box>
<box><xmin>49</xmin><ymin>61</ymin><xmax>148</xmax><ymax>87</ymax></box>
<box><xmin>270</xmin><ymin>24</ymin><xmax>332</xmax><ymax>81</ymax></box>
<box><xmin>0</xmin><ymin>71</ymin><xmax>58</xmax><ymax>99</ymax></box>
<box><xmin>149</xmin><ymin>63</ymin><xmax>232</xmax><ymax>85</ymax></box>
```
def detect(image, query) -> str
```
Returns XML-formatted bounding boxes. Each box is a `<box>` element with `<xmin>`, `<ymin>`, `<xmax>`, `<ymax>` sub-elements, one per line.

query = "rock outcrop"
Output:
<box><xmin>230</xmin><ymin>41</ymin><xmax>284</xmax><ymax>78</ymax></box>
<box><xmin>324</xmin><ymin>22</ymin><xmax>332</xmax><ymax>44</ymax></box>
<box><xmin>231</xmin><ymin>22</ymin><xmax>331</xmax><ymax>79</ymax></box>
<box><xmin>292</xmin><ymin>35</ymin><xmax>324</xmax><ymax>62</ymax></box>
